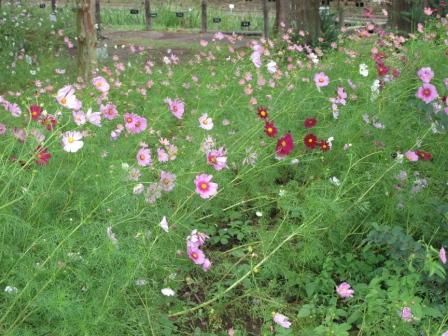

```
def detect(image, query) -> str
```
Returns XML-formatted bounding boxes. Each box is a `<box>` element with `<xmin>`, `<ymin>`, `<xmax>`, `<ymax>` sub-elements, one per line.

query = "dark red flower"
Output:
<box><xmin>319</xmin><ymin>140</ymin><xmax>330</xmax><ymax>152</ymax></box>
<box><xmin>257</xmin><ymin>106</ymin><xmax>269</xmax><ymax>119</ymax></box>
<box><xmin>303</xmin><ymin>133</ymin><xmax>318</xmax><ymax>149</ymax></box>
<box><xmin>304</xmin><ymin>117</ymin><xmax>317</xmax><ymax>128</ymax></box>
<box><xmin>377</xmin><ymin>63</ymin><xmax>389</xmax><ymax>77</ymax></box>
<box><xmin>415</xmin><ymin>150</ymin><xmax>432</xmax><ymax>161</ymax></box>
<box><xmin>41</xmin><ymin>115</ymin><xmax>57</xmax><ymax>131</ymax></box>
<box><xmin>29</xmin><ymin>105</ymin><xmax>43</xmax><ymax>121</ymax></box>
<box><xmin>35</xmin><ymin>146</ymin><xmax>51</xmax><ymax>165</ymax></box>
<box><xmin>264</xmin><ymin>122</ymin><xmax>278</xmax><ymax>138</ymax></box>
<box><xmin>392</xmin><ymin>68</ymin><xmax>400</xmax><ymax>78</ymax></box>
<box><xmin>276</xmin><ymin>133</ymin><xmax>294</xmax><ymax>157</ymax></box>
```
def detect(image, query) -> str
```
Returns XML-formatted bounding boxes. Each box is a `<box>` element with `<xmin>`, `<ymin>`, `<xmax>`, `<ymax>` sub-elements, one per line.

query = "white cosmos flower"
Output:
<box><xmin>161</xmin><ymin>288</ymin><xmax>175</xmax><ymax>296</ymax></box>
<box><xmin>359</xmin><ymin>63</ymin><xmax>369</xmax><ymax>77</ymax></box>
<box><xmin>267</xmin><ymin>60</ymin><xmax>277</xmax><ymax>74</ymax></box>
<box><xmin>61</xmin><ymin>131</ymin><xmax>84</xmax><ymax>153</ymax></box>
<box><xmin>4</xmin><ymin>286</ymin><xmax>18</xmax><ymax>294</ymax></box>
<box><xmin>330</xmin><ymin>176</ymin><xmax>341</xmax><ymax>186</ymax></box>
<box><xmin>160</xmin><ymin>216</ymin><xmax>169</xmax><ymax>232</ymax></box>
<box><xmin>199</xmin><ymin>113</ymin><xmax>214</xmax><ymax>130</ymax></box>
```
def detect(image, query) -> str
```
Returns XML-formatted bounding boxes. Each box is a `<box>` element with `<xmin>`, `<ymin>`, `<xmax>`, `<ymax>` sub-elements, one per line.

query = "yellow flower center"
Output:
<box><xmin>267</xmin><ymin>127</ymin><xmax>273</xmax><ymax>133</ymax></box>
<box><xmin>60</xmin><ymin>97</ymin><xmax>67</xmax><ymax>105</ymax></box>
<box><xmin>281</xmin><ymin>140</ymin><xmax>286</xmax><ymax>147</ymax></box>
<box><xmin>67</xmin><ymin>136</ymin><xmax>75</xmax><ymax>144</ymax></box>
<box><xmin>200</xmin><ymin>182</ymin><xmax>208</xmax><ymax>190</ymax></box>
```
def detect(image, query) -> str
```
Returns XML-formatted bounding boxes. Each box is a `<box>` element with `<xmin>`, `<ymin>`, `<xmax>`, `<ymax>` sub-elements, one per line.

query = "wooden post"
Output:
<box><xmin>76</xmin><ymin>0</ymin><xmax>97</xmax><ymax>82</ymax></box>
<box><xmin>51</xmin><ymin>0</ymin><xmax>56</xmax><ymax>12</ymax></box>
<box><xmin>145</xmin><ymin>0</ymin><xmax>152</xmax><ymax>30</ymax></box>
<box><xmin>201</xmin><ymin>0</ymin><xmax>207</xmax><ymax>33</ymax></box>
<box><xmin>95</xmin><ymin>0</ymin><xmax>101</xmax><ymax>36</ymax></box>
<box><xmin>262</xmin><ymin>0</ymin><xmax>269</xmax><ymax>39</ymax></box>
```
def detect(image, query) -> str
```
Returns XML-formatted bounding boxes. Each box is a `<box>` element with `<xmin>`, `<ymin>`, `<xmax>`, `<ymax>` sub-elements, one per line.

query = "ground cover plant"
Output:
<box><xmin>1</xmin><ymin>2</ymin><xmax>448</xmax><ymax>336</ymax></box>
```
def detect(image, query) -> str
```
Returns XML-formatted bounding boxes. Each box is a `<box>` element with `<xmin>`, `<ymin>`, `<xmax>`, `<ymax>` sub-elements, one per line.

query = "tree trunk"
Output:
<box><xmin>145</xmin><ymin>0</ymin><xmax>151</xmax><ymax>30</ymax></box>
<box><xmin>262</xmin><ymin>0</ymin><xmax>268</xmax><ymax>39</ymax></box>
<box><xmin>292</xmin><ymin>0</ymin><xmax>320</xmax><ymax>44</ymax></box>
<box><xmin>95</xmin><ymin>0</ymin><xmax>101</xmax><ymax>36</ymax></box>
<box><xmin>201</xmin><ymin>0</ymin><xmax>207</xmax><ymax>33</ymax></box>
<box><xmin>51</xmin><ymin>0</ymin><xmax>56</xmax><ymax>12</ymax></box>
<box><xmin>387</xmin><ymin>0</ymin><xmax>413</xmax><ymax>33</ymax></box>
<box><xmin>337</xmin><ymin>0</ymin><xmax>344</xmax><ymax>28</ymax></box>
<box><xmin>275</xmin><ymin>0</ymin><xmax>289</xmax><ymax>33</ymax></box>
<box><xmin>76</xmin><ymin>0</ymin><xmax>97</xmax><ymax>82</ymax></box>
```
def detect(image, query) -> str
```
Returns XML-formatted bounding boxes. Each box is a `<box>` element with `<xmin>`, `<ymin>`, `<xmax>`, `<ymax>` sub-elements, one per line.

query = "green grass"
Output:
<box><xmin>1</xmin><ymin>3</ymin><xmax>448</xmax><ymax>336</ymax></box>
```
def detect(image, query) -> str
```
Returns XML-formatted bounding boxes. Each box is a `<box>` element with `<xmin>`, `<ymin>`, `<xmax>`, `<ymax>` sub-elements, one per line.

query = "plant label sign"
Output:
<box><xmin>39</xmin><ymin>3</ymin><xmax>46</xmax><ymax>8</ymax></box>
<box><xmin>150</xmin><ymin>13</ymin><xmax>158</xmax><ymax>18</ymax></box>
<box><xmin>241</xmin><ymin>21</ymin><xmax>251</xmax><ymax>28</ymax></box>
<box><xmin>176</xmin><ymin>12</ymin><xmax>184</xmax><ymax>18</ymax></box>
<box><xmin>130</xmin><ymin>9</ymin><xmax>139</xmax><ymax>15</ymax></box>
<box><xmin>213</xmin><ymin>17</ymin><xmax>222</xmax><ymax>23</ymax></box>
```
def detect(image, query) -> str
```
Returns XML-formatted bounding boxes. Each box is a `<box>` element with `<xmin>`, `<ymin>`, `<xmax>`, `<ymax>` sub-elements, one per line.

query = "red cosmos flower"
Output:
<box><xmin>29</xmin><ymin>105</ymin><xmax>43</xmax><ymax>121</ymax></box>
<box><xmin>303</xmin><ymin>133</ymin><xmax>318</xmax><ymax>149</ymax></box>
<box><xmin>377</xmin><ymin>63</ymin><xmax>389</xmax><ymax>76</ymax></box>
<box><xmin>415</xmin><ymin>150</ymin><xmax>432</xmax><ymax>161</ymax></box>
<box><xmin>319</xmin><ymin>140</ymin><xmax>330</xmax><ymax>152</ymax></box>
<box><xmin>264</xmin><ymin>121</ymin><xmax>278</xmax><ymax>137</ymax></box>
<box><xmin>276</xmin><ymin>133</ymin><xmax>294</xmax><ymax>157</ymax></box>
<box><xmin>41</xmin><ymin>115</ymin><xmax>57</xmax><ymax>131</ymax></box>
<box><xmin>35</xmin><ymin>146</ymin><xmax>51</xmax><ymax>165</ymax></box>
<box><xmin>257</xmin><ymin>106</ymin><xmax>269</xmax><ymax>119</ymax></box>
<box><xmin>304</xmin><ymin>117</ymin><xmax>317</xmax><ymax>128</ymax></box>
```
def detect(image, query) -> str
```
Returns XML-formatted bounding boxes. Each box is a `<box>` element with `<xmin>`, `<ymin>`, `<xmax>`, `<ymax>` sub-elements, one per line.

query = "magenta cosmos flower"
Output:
<box><xmin>416</xmin><ymin>83</ymin><xmax>438</xmax><ymax>104</ymax></box>
<box><xmin>100</xmin><ymin>103</ymin><xmax>118</xmax><ymax>120</ymax></box>
<box><xmin>400</xmin><ymin>307</ymin><xmax>413</xmax><ymax>322</ymax></box>
<box><xmin>194</xmin><ymin>174</ymin><xmax>218</xmax><ymax>199</ymax></box>
<box><xmin>124</xmin><ymin>113</ymin><xmax>147</xmax><ymax>134</ymax></box>
<box><xmin>336</xmin><ymin>282</ymin><xmax>354</xmax><ymax>298</ymax></box>
<box><xmin>187</xmin><ymin>246</ymin><xmax>206</xmax><ymax>265</ymax></box>
<box><xmin>417</xmin><ymin>67</ymin><xmax>434</xmax><ymax>83</ymax></box>
<box><xmin>273</xmin><ymin>313</ymin><xmax>292</xmax><ymax>328</ymax></box>
<box><xmin>314</xmin><ymin>72</ymin><xmax>330</xmax><ymax>88</ymax></box>
<box><xmin>136</xmin><ymin>147</ymin><xmax>151</xmax><ymax>167</ymax></box>
<box><xmin>165</xmin><ymin>98</ymin><xmax>185</xmax><ymax>119</ymax></box>
<box><xmin>207</xmin><ymin>148</ymin><xmax>228</xmax><ymax>171</ymax></box>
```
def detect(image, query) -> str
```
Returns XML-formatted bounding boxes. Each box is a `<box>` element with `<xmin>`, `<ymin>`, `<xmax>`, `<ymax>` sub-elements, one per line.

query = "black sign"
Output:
<box><xmin>268</xmin><ymin>0</ymin><xmax>276</xmax><ymax>2</ymax></box>
<box><xmin>39</xmin><ymin>3</ymin><xmax>46</xmax><ymax>8</ymax></box>
<box><xmin>130</xmin><ymin>9</ymin><xmax>139</xmax><ymax>14</ymax></box>
<box><xmin>150</xmin><ymin>12</ymin><xmax>158</xmax><ymax>18</ymax></box>
<box><xmin>213</xmin><ymin>17</ymin><xmax>221</xmax><ymax>23</ymax></box>
<box><xmin>241</xmin><ymin>21</ymin><xmax>251</xmax><ymax>28</ymax></box>
<box><xmin>176</xmin><ymin>12</ymin><xmax>184</xmax><ymax>18</ymax></box>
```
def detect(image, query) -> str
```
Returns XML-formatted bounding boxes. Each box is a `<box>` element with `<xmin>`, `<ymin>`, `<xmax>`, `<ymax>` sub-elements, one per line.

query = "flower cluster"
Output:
<box><xmin>187</xmin><ymin>230</ymin><xmax>212</xmax><ymax>271</ymax></box>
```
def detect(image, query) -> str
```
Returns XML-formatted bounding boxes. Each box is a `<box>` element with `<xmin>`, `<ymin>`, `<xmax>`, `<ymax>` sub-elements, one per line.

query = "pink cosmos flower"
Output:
<box><xmin>423</xmin><ymin>7</ymin><xmax>433</xmax><ymax>15</ymax></box>
<box><xmin>0</xmin><ymin>123</ymin><xmax>6</xmax><ymax>135</ymax></box>
<box><xmin>207</xmin><ymin>148</ymin><xmax>228</xmax><ymax>171</ymax></box>
<box><xmin>12</xmin><ymin>127</ymin><xmax>26</xmax><ymax>142</ymax></box>
<box><xmin>314</xmin><ymin>72</ymin><xmax>330</xmax><ymax>88</ymax></box>
<box><xmin>100</xmin><ymin>103</ymin><xmax>118</xmax><ymax>120</ymax></box>
<box><xmin>187</xmin><ymin>246</ymin><xmax>206</xmax><ymax>265</ymax></box>
<box><xmin>187</xmin><ymin>229</ymin><xmax>209</xmax><ymax>248</ymax></box>
<box><xmin>136</xmin><ymin>147</ymin><xmax>151</xmax><ymax>167</ymax></box>
<box><xmin>92</xmin><ymin>76</ymin><xmax>110</xmax><ymax>93</ymax></box>
<box><xmin>194</xmin><ymin>174</ymin><xmax>218</xmax><ymax>199</ymax></box>
<box><xmin>86</xmin><ymin>109</ymin><xmax>102</xmax><ymax>127</ymax></box>
<box><xmin>251</xmin><ymin>51</ymin><xmax>262</xmax><ymax>68</ymax></box>
<box><xmin>157</xmin><ymin>148</ymin><xmax>169</xmax><ymax>162</ymax></box>
<box><xmin>440</xmin><ymin>247</ymin><xmax>447</xmax><ymax>264</ymax></box>
<box><xmin>202</xmin><ymin>258</ymin><xmax>212</xmax><ymax>271</ymax></box>
<box><xmin>56</xmin><ymin>85</ymin><xmax>81</xmax><ymax>110</ymax></box>
<box><xmin>442</xmin><ymin>331</ymin><xmax>448</xmax><ymax>336</ymax></box>
<box><xmin>159</xmin><ymin>171</ymin><xmax>176</xmax><ymax>192</ymax></box>
<box><xmin>7</xmin><ymin>102</ymin><xmax>21</xmax><ymax>117</ymax></box>
<box><xmin>417</xmin><ymin>67</ymin><xmax>434</xmax><ymax>83</ymax></box>
<box><xmin>199</xmin><ymin>113</ymin><xmax>214</xmax><ymax>130</ymax></box>
<box><xmin>165</xmin><ymin>98</ymin><xmax>185</xmax><ymax>119</ymax></box>
<box><xmin>416</xmin><ymin>83</ymin><xmax>438</xmax><ymax>104</ymax></box>
<box><xmin>336</xmin><ymin>282</ymin><xmax>354</xmax><ymax>298</ymax></box>
<box><xmin>405</xmin><ymin>151</ymin><xmax>419</xmax><ymax>162</ymax></box>
<box><xmin>400</xmin><ymin>307</ymin><xmax>413</xmax><ymax>322</ymax></box>
<box><xmin>273</xmin><ymin>313</ymin><xmax>292</xmax><ymax>328</ymax></box>
<box><xmin>72</xmin><ymin>110</ymin><xmax>86</xmax><ymax>126</ymax></box>
<box><xmin>124</xmin><ymin>113</ymin><xmax>147</xmax><ymax>134</ymax></box>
